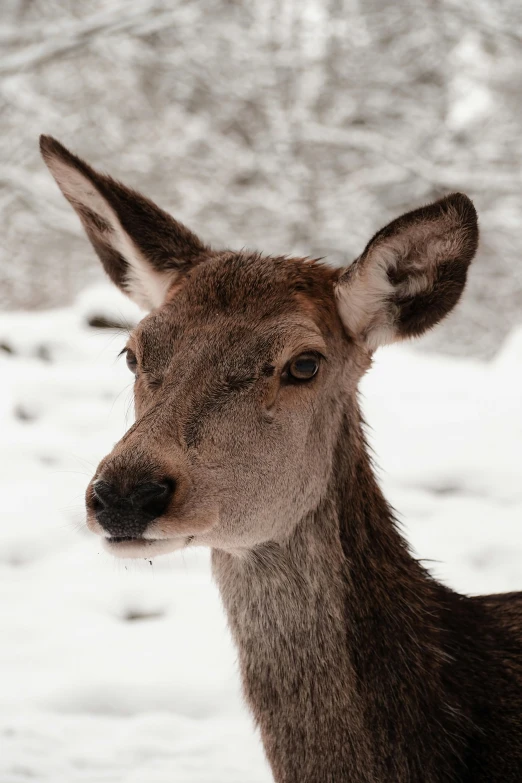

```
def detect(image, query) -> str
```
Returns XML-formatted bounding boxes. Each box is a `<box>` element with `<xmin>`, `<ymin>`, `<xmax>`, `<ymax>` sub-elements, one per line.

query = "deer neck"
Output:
<box><xmin>212</xmin><ymin>410</ymin><xmax>468</xmax><ymax>783</ymax></box>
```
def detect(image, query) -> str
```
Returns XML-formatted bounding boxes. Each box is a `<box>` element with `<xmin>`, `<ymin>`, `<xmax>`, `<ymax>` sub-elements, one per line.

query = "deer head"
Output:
<box><xmin>40</xmin><ymin>136</ymin><xmax>478</xmax><ymax>559</ymax></box>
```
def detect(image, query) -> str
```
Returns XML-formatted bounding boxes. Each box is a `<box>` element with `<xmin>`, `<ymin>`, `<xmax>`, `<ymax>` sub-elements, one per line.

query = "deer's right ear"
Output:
<box><xmin>334</xmin><ymin>194</ymin><xmax>478</xmax><ymax>350</ymax></box>
<box><xmin>40</xmin><ymin>135</ymin><xmax>209</xmax><ymax>311</ymax></box>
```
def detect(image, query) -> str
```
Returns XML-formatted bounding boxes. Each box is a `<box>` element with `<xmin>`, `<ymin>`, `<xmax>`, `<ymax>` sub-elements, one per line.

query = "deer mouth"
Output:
<box><xmin>103</xmin><ymin>535</ymin><xmax>192</xmax><ymax>559</ymax></box>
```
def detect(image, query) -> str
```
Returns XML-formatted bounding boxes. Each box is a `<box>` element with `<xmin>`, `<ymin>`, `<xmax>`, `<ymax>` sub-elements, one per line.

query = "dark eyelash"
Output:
<box><xmin>118</xmin><ymin>347</ymin><xmax>128</xmax><ymax>359</ymax></box>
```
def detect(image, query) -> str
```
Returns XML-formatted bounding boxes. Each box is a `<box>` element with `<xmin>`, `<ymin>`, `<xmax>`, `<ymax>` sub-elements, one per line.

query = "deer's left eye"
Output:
<box><xmin>287</xmin><ymin>353</ymin><xmax>320</xmax><ymax>382</ymax></box>
<box><xmin>125</xmin><ymin>349</ymin><xmax>138</xmax><ymax>374</ymax></box>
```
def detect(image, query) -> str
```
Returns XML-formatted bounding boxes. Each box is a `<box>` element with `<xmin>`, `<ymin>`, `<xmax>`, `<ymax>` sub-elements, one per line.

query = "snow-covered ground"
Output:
<box><xmin>0</xmin><ymin>285</ymin><xmax>521</xmax><ymax>783</ymax></box>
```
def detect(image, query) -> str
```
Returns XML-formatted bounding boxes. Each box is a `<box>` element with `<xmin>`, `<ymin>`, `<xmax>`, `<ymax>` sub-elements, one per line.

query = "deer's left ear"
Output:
<box><xmin>40</xmin><ymin>135</ymin><xmax>210</xmax><ymax>311</ymax></box>
<box><xmin>335</xmin><ymin>194</ymin><xmax>479</xmax><ymax>350</ymax></box>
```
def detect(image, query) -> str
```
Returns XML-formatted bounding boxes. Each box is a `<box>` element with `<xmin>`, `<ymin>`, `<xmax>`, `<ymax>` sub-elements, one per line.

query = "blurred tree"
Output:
<box><xmin>1</xmin><ymin>0</ymin><xmax>521</xmax><ymax>356</ymax></box>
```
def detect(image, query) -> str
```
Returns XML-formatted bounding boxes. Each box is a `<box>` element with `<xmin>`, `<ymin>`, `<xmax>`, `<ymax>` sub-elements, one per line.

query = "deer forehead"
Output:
<box><xmin>132</xmin><ymin>307</ymin><xmax>329</xmax><ymax>375</ymax></box>
<box><xmin>131</xmin><ymin>254</ymin><xmax>341</xmax><ymax>369</ymax></box>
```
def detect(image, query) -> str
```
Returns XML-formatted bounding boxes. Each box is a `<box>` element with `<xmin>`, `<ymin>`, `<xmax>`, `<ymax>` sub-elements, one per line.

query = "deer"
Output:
<box><xmin>40</xmin><ymin>135</ymin><xmax>522</xmax><ymax>783</ymax></box>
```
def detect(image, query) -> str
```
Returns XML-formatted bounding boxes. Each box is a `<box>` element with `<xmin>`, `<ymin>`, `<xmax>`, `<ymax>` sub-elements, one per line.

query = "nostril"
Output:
<box><xmin>92</xmin><ymin>480</ymin><xmax>117</xmax><ymax>509</ymax></box>
<box><xmin>134</xmin><ymin>479</ymin><xmax>174</xmax><ymax>517</ymax></box>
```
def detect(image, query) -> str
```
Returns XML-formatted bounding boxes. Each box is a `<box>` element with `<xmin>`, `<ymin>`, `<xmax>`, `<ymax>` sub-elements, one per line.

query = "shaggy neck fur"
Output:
<box><xmin>212</xmin><ymin>406</ymin><xmax>485</xmax><ymax>783</ymax></box>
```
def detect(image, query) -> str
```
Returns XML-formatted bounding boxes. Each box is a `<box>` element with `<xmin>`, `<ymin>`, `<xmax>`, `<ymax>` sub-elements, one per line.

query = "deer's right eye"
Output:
<box><xmin>125</xmin><ymin>349</ymin><xmax>138</xmax><ymax>374</ymax></box>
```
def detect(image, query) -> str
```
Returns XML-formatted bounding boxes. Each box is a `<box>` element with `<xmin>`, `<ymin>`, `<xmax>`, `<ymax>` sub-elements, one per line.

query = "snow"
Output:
<box><xmin>0</xmin><ymin>285</ymin><xmax>521</xmax><ymax>782</ymax></box>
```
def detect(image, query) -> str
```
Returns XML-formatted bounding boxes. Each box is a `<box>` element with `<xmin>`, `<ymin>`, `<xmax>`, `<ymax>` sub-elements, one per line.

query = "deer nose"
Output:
<box><xmin>91</xmin><ymin>478</ymin><xmax>174</xmax><ymax>538</ymax></box>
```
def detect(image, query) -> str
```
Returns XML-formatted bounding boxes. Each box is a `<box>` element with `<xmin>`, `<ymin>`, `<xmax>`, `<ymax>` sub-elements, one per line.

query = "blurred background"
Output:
<box><xmin>1</xmin><ymin>3</ymin><xmax>522</xmax><ymax>782</ymax></box>
<box><xmin>2</xmin><ymin>0</ymin><xmax>522</xmax><ymax>357</ymax></box>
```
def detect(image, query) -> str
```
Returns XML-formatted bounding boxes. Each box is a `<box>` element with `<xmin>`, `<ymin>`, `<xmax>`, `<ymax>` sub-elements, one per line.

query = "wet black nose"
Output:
<box><xmin>92</xmin><ymin>479</ymin><xmax>174</xmax><ymax>538</ymax></box>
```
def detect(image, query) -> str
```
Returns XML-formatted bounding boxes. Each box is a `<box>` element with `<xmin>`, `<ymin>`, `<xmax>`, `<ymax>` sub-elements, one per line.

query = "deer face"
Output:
<box><xmin>89</xmin><ymin>254</ymin><xmax>356</xmax><ymax>557</ymax></box>
<box><xmin>40</xmin><ymin>136</ymin><xmax>478</xmax><ymax>558</ymax></box>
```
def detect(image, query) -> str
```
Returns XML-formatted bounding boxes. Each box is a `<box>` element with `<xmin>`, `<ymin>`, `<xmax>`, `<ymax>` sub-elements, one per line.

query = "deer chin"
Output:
<box><xmin>103</xmin><ymin>535</ymin><xmax>191</xmax><ymax>559</ymax></box>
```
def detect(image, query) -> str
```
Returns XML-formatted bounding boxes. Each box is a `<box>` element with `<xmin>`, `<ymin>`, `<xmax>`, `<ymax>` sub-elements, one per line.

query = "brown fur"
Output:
<box><xmin>40</xmin><ymin>136</ymin><xmax>522</xmax><ymax>782</ymax></box>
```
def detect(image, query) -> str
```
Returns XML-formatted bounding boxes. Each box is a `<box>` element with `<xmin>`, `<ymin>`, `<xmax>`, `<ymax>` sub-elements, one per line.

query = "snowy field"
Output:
<box><xmin>0</xmin><ymin>285</ymin><xmax>521</xmax><ymax>783</ymax></box>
